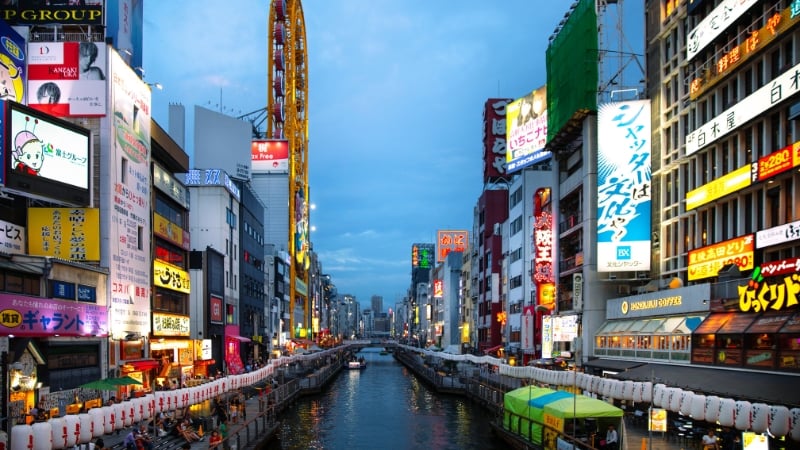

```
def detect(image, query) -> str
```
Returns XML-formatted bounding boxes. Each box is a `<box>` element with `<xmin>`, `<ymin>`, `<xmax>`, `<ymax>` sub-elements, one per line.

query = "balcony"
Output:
<box><xmin>558</xmin><ymin>253</ymin><xmax>583</xmax><ymax>273</ymax></box>
<box><xmin>558</xmin><ymin>213</ymin><xmax>582</xmax><ymax>234</ymax></box>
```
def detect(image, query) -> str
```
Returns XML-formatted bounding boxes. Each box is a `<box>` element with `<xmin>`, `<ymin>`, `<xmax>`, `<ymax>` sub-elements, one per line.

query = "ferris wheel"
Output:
<box><xmin>268</xmin><ymin>0</ymin><xmax>309</xmax><ymax>334</ymax></box>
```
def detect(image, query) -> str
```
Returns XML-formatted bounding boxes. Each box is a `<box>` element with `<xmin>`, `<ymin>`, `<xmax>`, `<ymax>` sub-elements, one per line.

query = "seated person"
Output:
<box><xmin>177</xmin><ymin>418</ymin><xmax>203</xmax><ymax>443</ymax></box>
<box><xmin>134</xmin><ymin>423</ymin><xmax>154</xmax><ymax>450</ymax></box>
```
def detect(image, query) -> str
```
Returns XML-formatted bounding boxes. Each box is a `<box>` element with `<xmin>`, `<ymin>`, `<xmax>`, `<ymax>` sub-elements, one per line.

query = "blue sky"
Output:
<box><xmin>143</xmin><ymin>1</ymin><xmax>635</xmax><ymax>309</ymax></box>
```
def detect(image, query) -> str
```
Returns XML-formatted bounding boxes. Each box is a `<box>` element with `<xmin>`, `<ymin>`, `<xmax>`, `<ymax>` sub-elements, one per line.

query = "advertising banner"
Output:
<box><xmin>0</xmin><ymin>218</ymin><xmax>24</xmax><ymax>255</ymax></box>
<box><xmin>483</xmin><ymin>98</ymin><xmax>511</xmax><ymax>182</ymax></box>
<box><xmin>153</xmin><ymin>259</ymin><xmax>191</xmax><ymax>294</ymax></box>
<box><xmin>506</xmin><ymin>86</ymin><xmax>550</xmax><ymax>172</ymax></box>
<box><xmin>0</xmin><ymin>2</ymin><xmax>103</xmax><ymax>25</ymax></box>
<box><xmin>0</xmin><ymin>19</ymin><xmax>26</xmax><ymax>105</ymax></box>
<box><xmin>27</xmin><ymin>207</ymin><xmax>99</xmax><ymax>260</ymax></box>
<box><xmin>597</xmin><ymin>100</ymin><xmax>652</xmax><ymax>272</ymax></box>
<box><xmin>251</xmin><ymin>139</ymin><xmax>288</xmax><ymax>173</ymax></box>
<box><xmin>0</xmin><ymin>292</ymin><xmax>107</xmax><ymax>337</ymax></box>
<box><xmin>688</xmin><ymin>234</ymin><xmax>754</xmax><ymax>281</ymax></box>
<box><xmin>436</xmin><ymin>230</ymin><xmax>468</xmax><ymax>263</ymax></box>
<box><xmin>27</xmin><ymin>41</ymin><xmax>107</xmax><ymax>117</ymax></box>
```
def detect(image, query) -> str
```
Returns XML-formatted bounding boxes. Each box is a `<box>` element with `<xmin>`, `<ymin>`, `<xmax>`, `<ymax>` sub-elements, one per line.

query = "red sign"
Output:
<box><xmin>433</xmin><ymin>279</ymin><xmax>443</xmax><ymax>298</ymax></box>
<box><xmin>210</xmin><ymin>295</ymin><xmax>223</xmax><ymax>323</ymax></box>
<box><xmin>760</xmin><ymin>257</ymin><xmax>800</xmax><ymax>278</ymax></box>
<box><xmin>754</xmin><ymin>141</ymin><xmax>800</xmax><ymax>182</ymax></box>
<box><xmin>483</xmin><ymin>98</ymin><xmax>512</xmax><ymax>183</ymax></box>
<box><xmin>436</xmin><ymin>230</ymin><xmax>468</xmax><ymax>263</ymax></box>
<box><xmin>251</xmin><ymin>139</ymin><xmax>289</xmax><ymax>173</ymax></box>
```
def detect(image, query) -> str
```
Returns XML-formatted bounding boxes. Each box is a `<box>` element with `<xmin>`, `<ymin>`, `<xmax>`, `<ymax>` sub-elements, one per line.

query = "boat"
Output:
<box><xmin>346</xmin><ymin>357</ymin><xmax>366</xmax><ymax>369</ymax></box>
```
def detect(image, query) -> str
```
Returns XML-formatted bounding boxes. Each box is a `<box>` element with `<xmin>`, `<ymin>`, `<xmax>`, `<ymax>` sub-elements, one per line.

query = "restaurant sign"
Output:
<box><xmin>688</xmin><ymin>235</ymin><xmax>754</xmax><ymax>281</ymax></box>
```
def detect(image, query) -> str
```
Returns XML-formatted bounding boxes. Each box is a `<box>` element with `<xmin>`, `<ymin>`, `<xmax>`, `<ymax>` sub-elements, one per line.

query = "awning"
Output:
<box><xmin>583</xmin><ymin>358</ymin><xmax>647</xmax><ymax>372</ymax></box>
<box><xmin>193</xmin><ymin>359</ymin><xmax>215</xmax><ymax>366</ymax></box>
<box><xmin>748</xmin><ymin>311</ymin><xmax>795</xmax><ymax>334</ymax></box>
<box><xmin>611</xmin><ymin>362</ymin><xmax>800</xmax><ymax>408</ymax></box>
<box><xmin>693</xmin><ymin>312</ymin><xmax>735</xmax><ymax>334</ymax></box>
<box><xmin>0</xmin><ymin>259</ymin><xmax>43</xmax><ymax>274</ymax></box>
<box><xmin>717</xmin><ymin>313</ymin><xmax>758</xmax><ymax>334</ymax></box>
<box><xmin>123</xmin><ymin>359</ymin><xmax>160</xmax><ymax>371</ymax></box>
<box><xmin>483</xmin><ymin>344</ymin><xmax>503</xmax><ymax>354</ymax></box>
<box><xmin>227</xmin><ymin>335</ymin><xmax>251</xmax><ymax>342</ymax></box>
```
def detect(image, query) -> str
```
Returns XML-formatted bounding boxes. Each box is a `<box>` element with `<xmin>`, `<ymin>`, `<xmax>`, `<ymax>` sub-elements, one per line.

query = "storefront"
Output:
<box><xmin>590</xmin><ymin>284</ymin><xmax>710</xmax><ymax>368</ymax></box>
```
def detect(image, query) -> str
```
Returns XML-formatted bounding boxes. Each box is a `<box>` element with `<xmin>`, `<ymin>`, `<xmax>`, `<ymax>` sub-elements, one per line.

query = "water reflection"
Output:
<box><xmin>263</xmin><ymin>348</ymin><xmax>504</xmax><ymax>450</ymax></box>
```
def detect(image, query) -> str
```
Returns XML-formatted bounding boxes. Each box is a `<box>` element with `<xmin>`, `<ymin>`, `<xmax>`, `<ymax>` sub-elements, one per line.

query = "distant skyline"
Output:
<box><xmin>143</xmin><ymin>1</ymin><xmax>643</xmax><ymax>308</ymax></box>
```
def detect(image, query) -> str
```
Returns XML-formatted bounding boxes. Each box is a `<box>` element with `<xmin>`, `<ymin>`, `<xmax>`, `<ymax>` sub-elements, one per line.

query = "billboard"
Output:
<box><xmin>101</xmin><ymin>49</ymin><xmax>151</xmax><ymax>339</ymax></box>
<box><xmin>0</xmin><ymin>1</ymin><xmax>103</xmax><ymax>25</ymax></box>
<box><xmin>411</xmin><ymin>243</ymin><xmax>434</xmax><ymax>270</ymax></box>
<box><xmin>0</xmin><ymin>292</ymin><xmax>107</xmax><ymax>337</ymax></box>
<box><xmin>546</xmin><ymin>0</ymin><xmax>598</xmax><ymax>143</ymax></box>
<box><xmin>0</xmin><ymin>218</ymin><xmax>23</xmax><ymax>254</ymax></box>
<box><xmin>686</xmin><ymin>0</ymin><xmax>759</xmax><ymax>61</ymax></box>
<box><xmin>688</xmin><ymin>234</ymin><xmax>754</xmax><ymax>281</ymax></box>
<box><xmin>5</xmin><ymin>100</ymin><xmax>91</xmax><ymax>204</ymax></box>
<box><xmin>482</xmin><ymin>98</ymin><xmax>511</xmax><ymax>183</ymax></box>
<box><xmin>251</xmin><ymin>139</ymin><xmax>288</xmax><ymax>173</ymax></box>
<box><xmin>436</xmin><ymin>230</ymin><xmax>468</xmax><ymax>263</ymax></box>
<box><xmin>506</xmin><ymin>86</ymin><xmax>550</xmax><ymax>172</ymax></box>
<box><xmin>686</xmin><ymin>165</ymin><xmax>750</xmax><ymax>210</ymax></box>
<box><xmin>597</xmin><ymin>100</ymin><xmax>652</xmax><ymax>272</ymax></box>
<box><xmin>106</xmin><ymin>0</ymin><xmax>145</xmax><ymax>70</ymax></box>
<box><xmin>27</xmin><ymin>207</ymin><xmax>99</xmax><ymax>261</ymax></box>
<box><xmin>26</xmin><ymin>41</ymin><xmax>107</xmax><ymax>117</ymax></box>
<box><xmin>0</xmin><ymin>19</ymin><xmax>26</xmax><ymax>104</ymax></box>
<box><xmin>194</xmin><ymin>105</ymin><xmax>252</xmax><ymax>180</ymax></box>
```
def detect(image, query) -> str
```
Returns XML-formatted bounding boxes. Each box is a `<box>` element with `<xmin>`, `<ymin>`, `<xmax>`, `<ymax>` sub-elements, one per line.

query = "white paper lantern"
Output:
<box><xmin>641</xmin><ymin>382</ymin><xmax>653</xmax><ymax>403</ymax></box>
<box><xmin>10</xmin><ymin>425</ymin><xmax>33</xmax><ymax>450</ymax></box>
<box><xmin>602</xmin><ymin>379</ymin><xmax>613</xmax><ymax>398</ymax></box>
<box><xmin>62</xmin><ymin>414</ymin><xmax>80</xmax><ymax>447</ymax></box>
<box><xmin>612</xmin><ymin>380</ymin><xmax>624</xmax><ymax>399</ymax></box>
<box><xmin>751</xmin><ymin>403</ymin><xmax>770</xmax><ymax>433</ymax></box>
<box><xmin>49</xmin><ymin>416</ymin><xmax>68</xmax><ymax>449</ymax></box>
<box><xmin>32</xmin><ymin>421</ymin><xmax>53</xmax><ymax>450</ymax></box>
<box><xmin>101</xmin><ymin>406</ymin><xmax>114</xmax><ymax>434</ymax></box>
<box><xmin>705</xmin><ymin>396</ymin><xmax>721</xmax><ymax>423</ymax></box>
<box><xmin>132</xmin><ymin>397</ymin><xmax>144</xmax><ymax>423</ymax></box>
<box><xmin>734</xmin><ymin>400</ymin><xmax>752</xmax><ymax>431</ymax></box>
<box><xmin>113</xmin><ymin>403</ymin><xmax>125</xmax><ymax>430</ymax></box>
<box><xmin>690</xmin><ymin>394</ymin><xmax>706</xmax><ymax>421</ymax></box>
<box><xmin>123</xmin><ymin>401</ymin><xmax>135</xmax><ymax>427</ymax></box>
<box><xmin>770</xmin><ymin>405</ymin><xmax>791</xmax><ymax>437</ymax></box>
<box><xmin>88</xmin><ymin>408</ymin><xmax>104</xmax><ymax>438</ymax></box>
<box><xmin>668</xmin><ymin>388</ymin><xmax>683</xmax><ymax>412</ymax></box>
<box><xmin>680</xmin><ymin>391</ymin><xmax>694</xmax><ymax>416</ymax></box>
<box><xmin>652</xmin><ymin>384</ymin><xmax>666</xmax><ymax>408</ymax></box>
<box><xmin>719</xmin><ymin>398</ymin><xmax>736</xmax><ymax>427</ymax></box>
<box><xmin>622</xmin><ymin>380</ymin><xmax>635</xmax><ymax>401</ymax></box>
<box><xmin>789</xmin><ymin>408</ymin><xmax>800</xmax><ymax>441</ymax></box>
<box><xmin>176</xmin><ymin>389</ymin><xmax>187</xmax><ymax>409</ymax></box>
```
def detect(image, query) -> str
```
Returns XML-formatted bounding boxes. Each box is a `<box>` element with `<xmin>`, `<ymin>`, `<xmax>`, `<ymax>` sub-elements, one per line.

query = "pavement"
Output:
<box><xmin>623</xmin><ymin>416</ymin><xmax>690</xmax><ymax>450</ymax></box>
<box><xmin>94</xmin><ymin>389</ymin><xmax>271</xmax><ymax>450</ymax></box>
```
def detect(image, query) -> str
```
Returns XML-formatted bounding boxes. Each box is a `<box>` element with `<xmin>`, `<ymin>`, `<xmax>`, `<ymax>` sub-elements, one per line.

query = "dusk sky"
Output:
<box><xmin>143</xmin><ymin>1</ymin><xmax>641</xmax><ymax>309</ymax></box>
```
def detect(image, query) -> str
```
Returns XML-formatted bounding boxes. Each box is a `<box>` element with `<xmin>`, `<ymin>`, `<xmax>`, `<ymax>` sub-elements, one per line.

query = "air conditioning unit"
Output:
<box><xmin>618</xmin><ymin>285</ymin><xmax>631</xmax><ymax>295</ymax></box>
<box><xmin>493</xmin><ymin>223</ymin><xmax>501</xmax><ymax>235</ymax></box>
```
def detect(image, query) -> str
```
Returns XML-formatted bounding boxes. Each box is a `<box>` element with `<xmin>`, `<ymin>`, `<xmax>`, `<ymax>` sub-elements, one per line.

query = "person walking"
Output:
<box><xmin>703</xmin><ymin>429</ymin><xmax>720</xmax><ymax>450</ymax></box>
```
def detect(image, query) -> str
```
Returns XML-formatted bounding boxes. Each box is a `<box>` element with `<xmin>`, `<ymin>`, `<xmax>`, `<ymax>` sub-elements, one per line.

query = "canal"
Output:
<box><xmin>263</xmin><ymin>347</ymin><xmax>505</xmax><ymax>450</ymax></box>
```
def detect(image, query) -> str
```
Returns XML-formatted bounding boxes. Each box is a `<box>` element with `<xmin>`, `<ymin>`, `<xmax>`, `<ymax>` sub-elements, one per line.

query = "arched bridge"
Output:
<box><xmin>343</xmin><ymin>339</ymin><xmax>399</xmax><ymax>351</ymax></box>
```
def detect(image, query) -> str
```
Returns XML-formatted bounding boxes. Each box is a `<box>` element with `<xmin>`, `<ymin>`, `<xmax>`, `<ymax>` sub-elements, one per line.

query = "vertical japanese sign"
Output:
<box><xmin>27</xmin><ymin>207</ymin><xmax>100</xmax><ymax>260</ymax></box>
<box><xmin>597</xmin><ymin>100</ymin><xmax>652</xmax><ymax>272</ymax></box>
<box><xmin>506</xmin><ymin>86</ymin><xmax>550</xmax><ymax>172</ymax></box>
<box><xmin>411</xmin><ymin>243</ymin><xmax>434</xmax><ymax>270</ymax></box>
<box><xmin>533</xmin><ymin>188</ymin><xmax>555</xmax><ymax>309</ymax></box>
<box><xmin>436</xmin><ymin>230</ymin><xmax>468</xmax><ymax>263</ymax></box>
<box><xmin>483</xmin><ymin>98</ymin><xmax>511</xmax><ymax>183</ymax></box>
<box><xmin>105</xmin><ymin>50</ymin><xmax>151</xmax><ymax>339</ymax></box>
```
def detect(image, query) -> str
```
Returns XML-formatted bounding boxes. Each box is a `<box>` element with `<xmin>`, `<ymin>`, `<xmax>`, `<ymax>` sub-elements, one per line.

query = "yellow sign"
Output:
<box><xmin>152</xmin><ymin>312</ymin><xmax>190</xmax><ymax>337</ymax></box>
<box><xmin>688</xmin><ymin>234</ymin><xmax>754</xmax><ymax>281</ymax></box>
<box><xmin>543</xmin><ymin>413</ymin><xmax>564</xmax><ymax>431</ymax></box>
<box><xmin>153</xmin><ymin>259</ymin><xmax>191</xmax><ymax>294</ymax></box>
<box><xmin>685</xmin><ymin>165</ymin><xmax>750</xmax><ymax>210</ymax></box>
<box><xmin>153</xmin><ymin>213</ymin><xmax>189</xmax><ymax>250</ymax></box>
<box><xmin>27</xmin><ymin>208</ymin><xmax>100</xmax><ymax>261</ymax></box>
<box><xmin>650</xmin><ymin>408</ymin><xmax>667</xmax><ymax>432</ymax></box>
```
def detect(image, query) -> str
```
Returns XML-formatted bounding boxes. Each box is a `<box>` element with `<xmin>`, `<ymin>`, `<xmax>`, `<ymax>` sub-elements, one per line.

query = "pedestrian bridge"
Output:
<box><xmin>343</xmin><ymin>339</ymin><xmax>398</xmax><ymax>349</ymax></box>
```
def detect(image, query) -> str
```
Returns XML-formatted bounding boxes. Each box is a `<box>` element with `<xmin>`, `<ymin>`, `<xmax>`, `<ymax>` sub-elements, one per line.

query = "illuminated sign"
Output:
<box><xmin>686</xmin><ymin>61</ymin><xmax>800</xmax><ymax>155</ymax></box>
<box><xmin>153</xmin><ymin>259</ymin><xmax>191</xmax><ymax>294</ymax></box>
<box><xmin>27</xmin><ymin>207</ymin><xmax>99</xmax><ymax>261</ymax></box>
<box><xmin>688</xmin><ymin>234</ymin><xmax>754</xmax><ymax>281</ymax></box>
<box><xmin>760</xmin><ymin>257</ymin><xmax>800</xmax><ymax>277</ymax></box>
<box><xmin>436</xmin><ymin>230</ymin><xmax>468</xmax><ymax>263</ymax></box>
<box><xmin>753</xmin><ymin>141</ymin><xmax>800</xmax><ymax>182</ymax></box>
<box><xmin>153</xmin><ymin>213</ymin><xmax>191</xmax><ymax>251</ymax></box>
<box><xmin>153</xmin><ymin>163</ymin><xmax>188</xmax><ymax>208</ymax></box>
<box><xmin>210</xmin><ymin>295</ymin><xmax>223</xmax><ymax>324</ymax></box>
<box><xmin>27</xmin><ymin>41</ymin><xmax>108</xmax><ymax>117</ymax></box>
<box><xmin>0</xmin><ymin>292</ymin><xmax>107</xmax><ymax>337</ymax></box>
<box><xmin>411</xmin><ymin>243</ymin><xmax>434</xmax><ymax>269</ymax></box>
<box><xmin>152</xmin><ymin>312</ymin><xmax>190</xmax><ymax>337</ymax></box>
<box><xmin>686</xmin><ymin>0</ymin><xmax>759</xmax><ymax>61</ymax></box>
<box><xmin>739</xmin><ymin>270</ymin><xmax>799</xmax><ymax>313</ymax></box>
<box><xmin>182</xmin><ymin>169</ymin><xmax>241</xmax><ymax>202</ymax></box>
<box><xmin>690</xmin><ymin>7</ymin><xmax>798</xmax><ymax>99</ymax></box>
<box><xmin>483</xmin><ymin>98</ymin><xmax>512</xmax><ymax>182</ymax></box>
<box><xmin>543</xmin><ymin>413</ymin><xmax>564</xmax><ymax>432</ymax></box>
<box><xmin>622</xmin><ymin>296</ymin><xmax>683</xmax><ymax>313</ymax></box>
<box><xmin>757</xmin><ymin>219</ymin><xmax>800</xmax><ymax>249</ymax></box>
<box><xmin>0</xmin><ymin>218</ymin><xmax>25</xmax><ymax>255</ymax></box>
<box><xmin>251</xmin><ymin>139</ymin><xmax>288</xmax><ymax>173</ymax></box>
<box><xmin>0</xmin><ymin>20</ymin><xmax>25</xmax><ymax>105</ymax></box>
<box><xmin>433</xmin><ymin>279</ymin><xmax>443</xmax><ymax>298</ymax></box>
<box><xmin>0</xmin><ymin>3</ymin><xmax>103</xmax><ymax>25</ymax></box>
<box><xmin>597</xmin><ymin>100</ymin><xmax>652</xmax><ymax>272</ymax></box>
<box><xmin>685</xmin><ymin>165</ymin><xmax>750</xmax><ymax>211</ymax></box>
<box><xmin>506</xmin><ymin>85</ymin><xmax>550</xmax><ymax>172</ymax></box>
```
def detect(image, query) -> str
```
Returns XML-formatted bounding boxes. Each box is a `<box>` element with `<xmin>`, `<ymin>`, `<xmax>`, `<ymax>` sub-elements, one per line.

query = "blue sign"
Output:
<box><xmin>77</xmin><ymin>284</ymin><xmax>97</xmax><ymax>303</ymax></box>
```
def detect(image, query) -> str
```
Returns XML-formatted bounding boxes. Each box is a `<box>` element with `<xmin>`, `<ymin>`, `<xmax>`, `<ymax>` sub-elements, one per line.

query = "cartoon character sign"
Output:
<box><xmin>0</xmin><ymin>52</ymin><xmax>24</xmax><ymax>103</ymax></box>
<box><xmin>12</xmin><ymin>118</ymin><xmax>44</xmax><ymax>176</ymax></box>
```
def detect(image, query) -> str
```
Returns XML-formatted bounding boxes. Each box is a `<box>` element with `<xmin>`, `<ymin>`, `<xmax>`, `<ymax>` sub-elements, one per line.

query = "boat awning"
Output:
<box><xmin>124</xmin><ymin>359</ymin><xmax>160</xmax><ymax>371</ymax></box>
<box><xmin>583</xmin><ymin>358</ymin><xmax>647</xmax><ymax>372</ymax></box>
<box><xmin>612</xmin><ymin>363</ymin><xmax>800</xmax><ymax>408</ymax></box>
<box><xmin>227</xmin><ymin>335</ymin><xmax>251</xmax><ymax>342</ymax></box>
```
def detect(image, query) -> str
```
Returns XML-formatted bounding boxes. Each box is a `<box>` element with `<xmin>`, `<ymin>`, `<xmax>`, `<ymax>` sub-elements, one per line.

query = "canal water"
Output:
<box><xmin>263</xmin><ymin>347</ymin><xmax>506</xmax><ymax>450</ymax></box>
